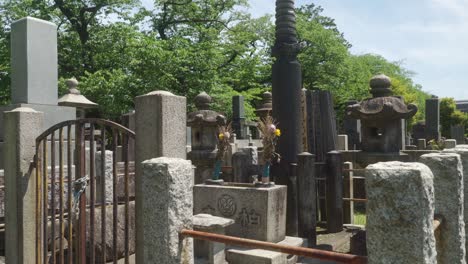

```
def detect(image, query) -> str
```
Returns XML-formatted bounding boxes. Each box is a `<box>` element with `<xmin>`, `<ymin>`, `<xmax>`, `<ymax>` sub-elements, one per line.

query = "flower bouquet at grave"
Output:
<box><xmin>212</xmin><ymin>123</ymin><xmax>233</xmax><ymax>181</ymax></box>
<box><xmin>258</xmin><ymin>115</ymin><xmax>281</xmax><ymax>184</ymax></box>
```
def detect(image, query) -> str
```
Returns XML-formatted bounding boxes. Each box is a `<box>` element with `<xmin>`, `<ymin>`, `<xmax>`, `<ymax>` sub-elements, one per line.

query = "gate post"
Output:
<box><xmin>4</xmin><ymin>107</ymin><xmax>43</xmax><ymax>264</ymax></box>
<box><xmin>135</xmin><ymin>91</ymin><xmax>188</xmax><ymax>263</ymax></box>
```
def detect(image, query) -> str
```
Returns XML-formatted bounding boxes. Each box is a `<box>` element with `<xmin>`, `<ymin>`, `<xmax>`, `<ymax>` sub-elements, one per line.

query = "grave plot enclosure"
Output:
<box><xmin>34</xmin><ymin>119</ymin><xmax>135</xmax><ymax>264</ymax></box>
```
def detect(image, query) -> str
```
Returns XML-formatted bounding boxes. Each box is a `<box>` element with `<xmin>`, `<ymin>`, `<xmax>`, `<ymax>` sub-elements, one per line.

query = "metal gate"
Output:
<box><xmin>34</xmin><ymin>119</ymin><xmax>135</xmax><ymax>264</ymax></box>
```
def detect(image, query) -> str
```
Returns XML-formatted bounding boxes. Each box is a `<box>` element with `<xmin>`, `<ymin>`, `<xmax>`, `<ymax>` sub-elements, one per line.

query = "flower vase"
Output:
<box><xmin>262</xmin><ymin>162</ymin><xmax>270</xmax><ymax>183</ymax></box>
<box><xmin>212</xmin><ymin>159</ymin><xmax>222</xmax><ymax>181</ymax></box>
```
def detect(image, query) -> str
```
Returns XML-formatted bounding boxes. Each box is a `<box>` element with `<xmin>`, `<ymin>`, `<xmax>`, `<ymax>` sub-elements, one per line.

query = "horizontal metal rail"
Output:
<box><xmin>343</xmin><ymin>169</ymin><xmax>366</xmax><ymax>172</ymax></box>
<box><xmin>180</xmin><ymin>229</ymin><xmax>367</xmax><ymax>264</ymax></box>
<box><xmin>343</xmin><ymin>198</ymin><xmax>367</xmax><ymax>203</ymax></box>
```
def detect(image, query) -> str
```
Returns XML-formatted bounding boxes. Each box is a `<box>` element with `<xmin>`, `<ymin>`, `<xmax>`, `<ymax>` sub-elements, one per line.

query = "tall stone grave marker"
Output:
<box><xmin>425</xmin><ymin>97</ymin><xmax>440</xmax><ymax>141</ymax></box>
<box><xmin>0</xmin><ymin>17</ymin><xmax>75</xmax><ymax>141</ymax></box>
<box><xmin>232</xmin><ymin>95</ymin><xmax>246</xmax><ymax>139</ymax></box>
<box><xmin>272</xmin><ymin>0</ymin><xmax>303</xmax><ymax>236</ymax></box>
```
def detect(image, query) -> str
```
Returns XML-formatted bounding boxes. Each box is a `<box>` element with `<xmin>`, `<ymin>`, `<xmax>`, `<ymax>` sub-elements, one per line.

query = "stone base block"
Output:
<box><xmin>0</xmin><ymin>103</ymin><xmax>76</xmax><ymax>140</ymax></box>
<box><xmin>194</xmin><ymin>184</ymin><xmax>287</xmax><ymax>242</ymax></box>
<box><xmin>226</xmin><ymin>236</ymin><xmax>306</xmax><ymax>264</ymax></box>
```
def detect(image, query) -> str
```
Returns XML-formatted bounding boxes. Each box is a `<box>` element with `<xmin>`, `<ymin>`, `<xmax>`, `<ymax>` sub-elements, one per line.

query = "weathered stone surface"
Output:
<box><xmin>96</xmin><ymin>150</ymin><xmax>114</xmax><ymax>204</ymax></box>
<box><xmin>337</xmin><ymin>135</ymin><xmax>348</xmax><ymax>151</ymax></box>
<box><xmin>194</xmin><ymin>214</ymin><xmax>233</xmax><ymax>264</ymax></box>
<box><xmin>365</xmin><ymin>162</ymin><xmax>436</xmax><ymax>264</ymax></box>
<box><xmin>418</xmin><ymin>139</ymin><xmax>426</xmax><ymax>150</ymax></box>
<box><xmin>4</xmin><ymin>107</ymin><xmax>43</xmax><ymax>264</ymax></box>
<box><xmin>11</xmin><ymin>17</ymin><xmax>57</xmax><ymax>105</ymax></box>
<box><xmin>138</xmin><ymin>157</ymin><xmax>193</xmax><ymax>264</ymax></box>
<box><xmin>83</xmin><ymin>202</ymin><xmax>136</xmax><ymax>262</ymax></box>
<box><xmin>226</xmin><ymin>236</ymin><xmax>306</xmax><ymax>264</ymax></box>
<box><xmin>445</xmin><ymin>139</ymin><xmax>457</xmax><ymax>149</ymax></box>
<box><xmin>420</xmin><ymin>153</ymin><xmax>466</xmax><ymax>264</ymax></box>
<box><xmin>194</xmin><ymin>184</ymin><xmax>287</xmax><ymax>243</ymax></box>
<box><xmin>443</xmin><ymin>148</ymin><xmax>468</xmax><ymax>262</ymax></box>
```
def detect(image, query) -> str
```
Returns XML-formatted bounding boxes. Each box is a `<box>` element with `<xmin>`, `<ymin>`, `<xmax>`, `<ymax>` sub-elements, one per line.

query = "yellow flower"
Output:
<box><xmin>275</xmin><ymin>129</ymin><xmax>281</xmax><ymax>137</ymax></box>
<box><xmin>218</xmin><ymin>133</ymin><xmax>224</xmax><ymax>140</ymax></box>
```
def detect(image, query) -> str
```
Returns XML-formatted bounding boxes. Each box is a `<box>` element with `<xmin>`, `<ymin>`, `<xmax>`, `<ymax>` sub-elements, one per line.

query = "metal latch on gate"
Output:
<box><xmin>73</xmin><ymin>175</ymin><xmax>89</xmax><ymax>212</ymax></box>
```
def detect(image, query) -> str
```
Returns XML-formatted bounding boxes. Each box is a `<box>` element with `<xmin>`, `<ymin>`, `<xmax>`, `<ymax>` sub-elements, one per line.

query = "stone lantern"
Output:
<box><xmin>347</xmin><ymin>74</ymin><xmax>417</xmax><ymax>153</ymax></box>
<box><xmin>255</xmin><ymin>92</ymin><xmax>273</xmax><ymax>120</ymax></box>
<box><xmin>187</xmin><ymin>92</ymin><xmax>226</xmax><ymax>184</ymax></box>
<box><xmin>58</xmin><ymin>78</ymin><xmax>97</xmax><ymax>118</ymax></box>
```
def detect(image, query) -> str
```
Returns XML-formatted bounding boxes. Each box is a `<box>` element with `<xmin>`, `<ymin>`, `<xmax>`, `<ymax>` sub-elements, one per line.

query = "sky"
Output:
<box><xmin>142</xmin><ymin>0</ymin><xmax>468</xmax><ymax>99</ymax></box>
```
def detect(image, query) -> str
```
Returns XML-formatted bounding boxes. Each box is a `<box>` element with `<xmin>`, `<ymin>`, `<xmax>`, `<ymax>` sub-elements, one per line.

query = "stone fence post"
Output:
<box><xmin>296</xmin><ymin>152</ymin><xmax>316</xmax><ymax>247</ymax></box>
<box><xmin>366</xmin><ymin>162</ymin><xmax>436</xmax><ymax>263</ymax></box>
<box><xmin>134</xmin><ymin>91</ymin><xmax>188</xmax><ymax>263</ymax></box>
<box><xmin>140</xmin><ymin>157</ymin><xmax>194</xmax><ymax>264</ymax></box>
<box><xmin>4</xmin><ymin>107</ymin><xmax>43</xmax><ymax>264</ymax></box>
<box><xmin>443</xmin><ymin>147</ymin><xmax>468</xmax><ymax>262</ymax></box>
<box><xmin>420</xmin><ymin>153</ymin><xmax>466</xmax><ymax>264</ymax></box>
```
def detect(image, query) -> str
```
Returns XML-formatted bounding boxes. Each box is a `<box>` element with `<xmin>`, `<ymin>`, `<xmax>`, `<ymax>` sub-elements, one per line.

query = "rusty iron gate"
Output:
<box><xmin>34</xmin><ymin>119</ymin><xmax>135</xmax><ymax>264</ymax></box>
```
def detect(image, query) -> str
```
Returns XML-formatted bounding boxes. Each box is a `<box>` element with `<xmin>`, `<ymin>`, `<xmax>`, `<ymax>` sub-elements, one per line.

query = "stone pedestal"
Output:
<box><xmin>420</xmin><ymin>153</ymin><xmax>466</xmax><ymax>264</ymax></box>
<box><xmin>226</xmin><ymin>236</ymin><xmax>306</xmax><ymax>264</ymax></box>
<box><xmin>4</xmin><ymin>107</ymin><xmax>43</xmax><ymax>264</ymax></box>
<box><xmin>193</xmin><ymin>214</ymin><xmax>234</xmax><ymax>264</ymax></box>
<box><xmin>194</xmin><ymin>184</ymin><xmax>287</xmax><ymax>243</ymax></box>
<box><xmin>445</xmin><ymin>139</ymin><xmax>457</xmax><ymax>149</ymax></box>
<box><xmin>365</xmin><ymin>162</ymin><xmax>436</xmax><ymax>264</ymax></box>
<box><xmin>137</xmin><ymin>157</ymin><xmax>194</xmax><ymax>264</ymax></box>
<box><xmin>443</xmin><ymin>148</ymin><xmax>468</xmax><ymax>262</ymax></box>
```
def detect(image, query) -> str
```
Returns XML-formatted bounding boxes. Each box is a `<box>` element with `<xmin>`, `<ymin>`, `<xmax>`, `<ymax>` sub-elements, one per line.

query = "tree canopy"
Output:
<box><xmin>0</xmin><ymin>1</ymin><xmax>430</xmax><ymax>124</ymax></box>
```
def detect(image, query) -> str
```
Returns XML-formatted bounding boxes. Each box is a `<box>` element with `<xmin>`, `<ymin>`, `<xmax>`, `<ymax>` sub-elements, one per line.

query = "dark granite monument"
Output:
<box><xmin>271</xmin><ymin>0</ymin><xmax>303</xmax><ymax>236</ymax></box>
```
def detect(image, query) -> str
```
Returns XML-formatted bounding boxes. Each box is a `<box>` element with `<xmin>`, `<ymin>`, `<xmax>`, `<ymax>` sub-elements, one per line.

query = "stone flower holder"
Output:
<box><xmin>194</xmin><ymin>183</ymin><xmax>287</xmax><ymax>243</ymax></box>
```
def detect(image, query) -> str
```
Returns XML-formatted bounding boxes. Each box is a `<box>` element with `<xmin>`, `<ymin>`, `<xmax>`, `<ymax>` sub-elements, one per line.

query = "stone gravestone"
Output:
<box><xmin>451</xmin><ymin>125</ymin><xmax>465</xmax><ymax>144</ymax></box>
<box><xmin>425</xmin><ymin>97</ymin><xmax>440</xmax><ymax>142</ymax></box>
<box><xmin>0</xmin><ymin>17</ymin><xmax>75</xmax><ymax>143</ymax></box>
<box><xmin>343</xmin><ymin>100</ymin><xmax>361</xmax><ymax>150</ymax></box>
<box><xmin>232</xmin><ymin>95</ymin><xmax>247</xmax><ymax>139</ymax></box>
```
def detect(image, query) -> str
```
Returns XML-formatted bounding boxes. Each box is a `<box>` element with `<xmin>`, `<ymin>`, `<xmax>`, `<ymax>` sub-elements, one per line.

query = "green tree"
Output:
<box><xmin>440</xmin><ymin>98</ymin><xmax>468</xmax><ymax>137</ymax></box>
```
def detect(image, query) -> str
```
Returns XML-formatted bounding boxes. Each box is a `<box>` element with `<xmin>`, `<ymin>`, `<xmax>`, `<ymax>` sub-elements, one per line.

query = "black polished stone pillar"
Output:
<box><xmin>272</xmin><ymin>0</ymin><xmax>302</xmax><ymax>236</ymax></box>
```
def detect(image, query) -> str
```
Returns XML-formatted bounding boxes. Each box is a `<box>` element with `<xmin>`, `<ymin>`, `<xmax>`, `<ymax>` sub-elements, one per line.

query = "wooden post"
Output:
<box><xmin>297</xmin><ymin>153</ymin><xmax>317</xmax><ymax>247</ymax></box>
<box><xmin>326</xmin><ymin>151</ymin><xmax>343</xmax><ymax>233</ymax></box>
<box><xmin>343</xmin><ymin>162</ymin><xmax>354</xmax><ymax>224</ymax></box>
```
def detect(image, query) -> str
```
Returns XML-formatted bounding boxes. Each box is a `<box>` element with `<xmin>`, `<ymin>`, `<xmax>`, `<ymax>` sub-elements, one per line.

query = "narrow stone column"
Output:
<box><xmin>4</xmin><ymin>107</ymin><xmax>43</xmax><ymax>264</ymax></box>
<box><xmin>426</xmin><ymin>97</ymin><xmax>440</xmax><ymax>141</ymax></box>
<box><xmin>135</xmin><ymin>91</ymin><xmax>187</xmax><ymax>262</ymax></box>
<box><xmin>366</xmin><ymin>162</ymin><xmax>436</xmax><ymax>264</ymax></box>
<box><xmin>297</xmin><ymin>152</ymin><xmax>316</xmax><ymax>247</ymax></box>
<box><xmin>443</xmin><ymin>148</ymin><xmax>468</xmax><ymax>262</ymax></box>
<box><xmin>138</xmin><ymin>157</ymin><xmax>194</xmax><ymax>264</ymax></box>
<box><xmin>326</xmin><ymin>151</ymin><xmax>343</xmax><ymax>233</ymax></box>
<box><xmin>420</xmin><ymin>153</ymin><xmax>466</xmax><ymax>264</ymax></box>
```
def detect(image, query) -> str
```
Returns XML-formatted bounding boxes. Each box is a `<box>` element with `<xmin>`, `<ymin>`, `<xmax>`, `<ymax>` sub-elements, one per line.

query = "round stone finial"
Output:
<box><xmin>369</xmin><ymin>74</ymin><xmax>392</xmax><ymax>97</ymax></box>
<box><xmin>65</xmin><ymin>78</ymin><xmax>80</xmax><ymax>95</ymax></box>
<box><xmin>194</xmin><ymin>92</ymin><xmax>212</xmax><ymax>110</ymax></box>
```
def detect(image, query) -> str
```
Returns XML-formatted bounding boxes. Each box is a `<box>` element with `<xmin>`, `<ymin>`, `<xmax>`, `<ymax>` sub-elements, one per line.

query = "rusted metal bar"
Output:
<box><xmin>77</xmin><ymin>123</ymin><xmax>87</xmax><ymax>264</ymax></box>
<box><xmin>43</xmin><ymin>137</ymin><xmax>48</xmax><ymax>264</ymax></box>
<box><xmin>112</xmin><ymin>129</ymin><xmax>118</xmax><ymax>264</ymax></box>
<box><xmin>343</xmin><ymin>198</ymin><xmax>367</xmax><ymax>203</ymax></box>
<box><xmin>123</xmin><ymin>134</ymin><xmax>130</xmax><ymax>264</ymax></box>
<box><xmin>67</xmin><ymin>125</ymin><xmax>73</xmax><ymax>264</ymax></box>
<box><xmin>180</xmin><ymin>229</ymin><xmax>367</xmax><ymax>264</ymax></box>
<box><xmin>35</xmin><ymin>142</ymin><xmax>42</xmax><ymax>264</ymax></box>
<box><xmin>101</xmin><ymin>126</ymin><xmax>107</xmax><ymax>263</ymax></box>
<box><xmin>59</xmin><ymin>128</ymin><xmax>65</xmax><ymax>264</ymax></box>
<box><xmin>90</xmin><ymin>124</ymin><xmax>96</xmax><ymax>264</ymax></box>
<box><xmin>51</xmin><ymin>132</ymin><xmax>56</xmax><ymax>264</ymax></box>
